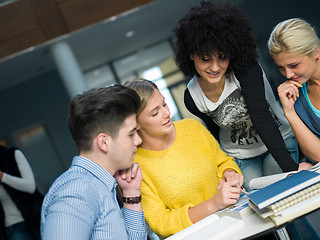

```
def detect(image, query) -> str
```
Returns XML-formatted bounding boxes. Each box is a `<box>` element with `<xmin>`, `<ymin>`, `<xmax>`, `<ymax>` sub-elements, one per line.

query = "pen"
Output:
<box><xmin>241</xmin><ymin>186</ymin><xmax>249</xmax><ymax>195</ymax></box>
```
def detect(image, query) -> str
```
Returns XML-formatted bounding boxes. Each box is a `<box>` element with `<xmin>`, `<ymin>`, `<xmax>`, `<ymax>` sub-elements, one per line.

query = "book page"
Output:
<box><xmin>309</xmin><ymin>162</ymin><xmax>320</xmax><ymax>173</ymax></box>
<box><xmin>270</xmin><ymin>193</ymin><xmax>320</xmax><ymax>226</ymax></box>
<box><xmin>277</xmin><ymin>194</ymin><xmax>320</xmax><ymax>217</ymax></box>
<box><xmin>269</xmin><ymin>182</ymin><xmax>320</xmax><ymax>213</ymax></box>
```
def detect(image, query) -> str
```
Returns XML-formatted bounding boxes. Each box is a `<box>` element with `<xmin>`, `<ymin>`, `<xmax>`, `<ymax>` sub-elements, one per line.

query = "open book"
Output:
<box><xmin>166</xmin><ymin>194</ymin><xmax>253</xmax><ymax>239</ymax></box>
<box><xmin>249</xmin><ymin>162</ymin><xmax>320</xmax><ymax>190</ymax></box>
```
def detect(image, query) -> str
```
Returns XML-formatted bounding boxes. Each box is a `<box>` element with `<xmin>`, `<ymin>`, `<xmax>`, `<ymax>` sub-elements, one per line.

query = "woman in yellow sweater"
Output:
<box><xmin>123</xmin><ymin>79</ymin><xmax>243</xmax><ymax>238</ymax></box>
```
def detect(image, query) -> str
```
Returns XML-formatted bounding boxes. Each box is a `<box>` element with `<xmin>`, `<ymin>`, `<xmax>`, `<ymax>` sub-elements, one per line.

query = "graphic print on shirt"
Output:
<box><xmin>206</xmin><ymin>88</ymin><xmax>282</xmax><ymax>146</ymax></box>
<box><xmin>206</xmin><ymin>89</ymin><xmax>259</xmax><ymax>146</ymax></box>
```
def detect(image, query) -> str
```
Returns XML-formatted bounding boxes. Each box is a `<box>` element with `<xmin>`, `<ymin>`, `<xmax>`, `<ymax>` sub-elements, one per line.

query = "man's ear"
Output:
<box><xmin>190</xmin><ymin>53</ymin><xmax>194</xmax><ymax>60</ymax></box>
<box><xmin>96</xmin><ymin>133</ymin><xmax>110</xmax><ymax>153</ymax></box>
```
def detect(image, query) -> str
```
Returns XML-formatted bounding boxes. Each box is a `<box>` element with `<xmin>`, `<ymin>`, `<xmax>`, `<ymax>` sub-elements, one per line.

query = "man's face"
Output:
<box><xmin>108</xmin><ymin>114</ymin><xmax>142</xmax><ymax>171</ymax></box>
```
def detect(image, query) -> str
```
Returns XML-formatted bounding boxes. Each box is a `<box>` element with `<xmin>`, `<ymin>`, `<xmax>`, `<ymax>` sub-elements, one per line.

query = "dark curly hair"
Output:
<box><xmin>174</xmin><ymin>1</ymin><xmax>257</xmax><ymax>77</ymax></box>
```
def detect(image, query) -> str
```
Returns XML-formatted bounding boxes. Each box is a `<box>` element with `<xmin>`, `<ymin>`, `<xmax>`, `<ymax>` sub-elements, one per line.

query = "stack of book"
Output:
<box><xmin>247</xmin><ymin>170</ymin><xmax>320</xmax><ymax>226</ymax></box>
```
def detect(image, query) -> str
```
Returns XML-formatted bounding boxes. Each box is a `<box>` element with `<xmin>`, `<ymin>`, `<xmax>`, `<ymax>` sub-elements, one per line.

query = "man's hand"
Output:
<box><xmin>114</xmin><ymin>163</ymin><xmax>142</xmax><ymax>198</ymax></box>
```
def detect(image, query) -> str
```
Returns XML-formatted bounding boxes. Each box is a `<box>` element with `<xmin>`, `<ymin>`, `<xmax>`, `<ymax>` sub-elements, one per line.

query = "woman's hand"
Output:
<box><xmin>277</xmin><ymin>80</ymin><xmax>301</xmax><ymax>114</ymax></box>
<box><xmin>218</xmin><ymin>169</ymin><xmax>243</xmax><ymax>189</ymax></box>
<box><xmin>212</xmin><ymin>181</ymin><xmax>241</xmax><ymax>210</ymax></box>
<box><xmin>298</xmin><ymin>162</ymin><xmax>314</xmax><ymax>171</ymax></box>
<box><xmin>188</xmin><ymin>169</ymin><xmax>242</xmax><ymax>223</ymax></box>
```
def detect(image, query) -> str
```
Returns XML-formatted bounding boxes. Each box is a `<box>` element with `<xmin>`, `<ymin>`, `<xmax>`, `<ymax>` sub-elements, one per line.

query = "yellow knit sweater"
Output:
<box><xmin>134</xmin><ymin>118</ymin><xmax>241</xmax><ymax>238</ymax></box>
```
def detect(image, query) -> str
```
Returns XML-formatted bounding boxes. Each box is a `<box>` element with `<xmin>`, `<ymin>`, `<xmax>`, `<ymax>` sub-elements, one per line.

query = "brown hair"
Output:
<box><xmin>123</xmin><ymin>79</ymin><xmax>159</xmax><ymax>117</ymax></box>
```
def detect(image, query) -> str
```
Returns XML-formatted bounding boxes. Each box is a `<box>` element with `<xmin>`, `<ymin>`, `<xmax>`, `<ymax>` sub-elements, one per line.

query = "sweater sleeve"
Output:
<box><xmin>235</xmin><ymin>60</ymin><xmax>298</xmax><ymax>172</ymax></box>
<box><xmin>184</xmin><ymin>89</ymin><xmax>220</xmax><ymax>141</ymax></box>
<box><xmin>1</xmin><ymin>150</ymin><xmax>36</xmax><ymax>193</ymax></box>
<box><xmin>198</xmin><ymin>122</ymin><xmax>242</xmax><ymax>179</ymax></box>
<box><xmin>140</xmin><ymin>174</ymin><xmax>194</xmax><ymax>238</ymax></box>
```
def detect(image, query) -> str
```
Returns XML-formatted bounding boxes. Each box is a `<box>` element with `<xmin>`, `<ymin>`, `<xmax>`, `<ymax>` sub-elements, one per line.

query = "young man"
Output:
<box><xmin>41</xmin><ymin>85</ymin><xmax>147</xmax><ymax>240</ymax></box>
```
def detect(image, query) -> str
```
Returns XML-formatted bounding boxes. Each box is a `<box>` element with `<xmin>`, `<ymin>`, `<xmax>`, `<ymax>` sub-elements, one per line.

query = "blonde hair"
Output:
<box><xmin>123</xmin><ymin>79</ymin><xmax>158</xmax><ymax>117</ymax></box>
<box><xmin>268</xmin><ymin>18</ymin><xmax>320</xmax><ymax>56</ymax></box>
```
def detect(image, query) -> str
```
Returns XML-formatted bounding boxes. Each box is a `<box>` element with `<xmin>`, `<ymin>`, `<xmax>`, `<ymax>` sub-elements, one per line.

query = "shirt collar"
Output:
<box><xmin>71</xmin><ymin>156</ymin><xmax>117</xmax><ymax>192</ymax></box>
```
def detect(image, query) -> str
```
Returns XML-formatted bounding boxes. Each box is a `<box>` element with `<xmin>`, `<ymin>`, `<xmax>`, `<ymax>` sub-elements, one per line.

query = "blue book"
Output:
<box><xmin>248</xmin><ymin>170</ymin><xmax>320</xmax><ymax>210</ymax></box>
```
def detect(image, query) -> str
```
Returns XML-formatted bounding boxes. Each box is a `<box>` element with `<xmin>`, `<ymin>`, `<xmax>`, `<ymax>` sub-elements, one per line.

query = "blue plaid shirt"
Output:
<box><xmin>41</xmin><ymin>156</ymin><xmax>147</xmax><ymax>240</ymax></box>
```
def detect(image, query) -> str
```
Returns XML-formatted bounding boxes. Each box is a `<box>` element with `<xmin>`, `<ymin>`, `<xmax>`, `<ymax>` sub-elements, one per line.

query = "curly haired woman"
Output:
<box><xmin>174</xmin><ymin>1</ymin><xmax>308</xmax><ymax>190</ymax></box>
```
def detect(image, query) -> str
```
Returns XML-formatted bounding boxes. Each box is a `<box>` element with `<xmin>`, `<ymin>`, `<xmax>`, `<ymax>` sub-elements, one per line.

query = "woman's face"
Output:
<box><xmin>190</xmin><ymin>51</ymin><xmax>230</xmax><ymax>84</ymax></box>
<box><xmin>137</xmin><ymin>89</ymin><xmax>173</xmax><ymax>137</ymax></box>
<box><xmin>272</xmin><ymin>51</ymin><xmax>319</xmax><ymax>84</ymax></box>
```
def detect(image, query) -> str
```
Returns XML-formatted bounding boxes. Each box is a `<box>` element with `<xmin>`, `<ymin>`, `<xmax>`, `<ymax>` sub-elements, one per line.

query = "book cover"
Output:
<box><xmin>248</xmin><ymin>170</ymin><xmax>320</xmax><ymax>210</ymax></box>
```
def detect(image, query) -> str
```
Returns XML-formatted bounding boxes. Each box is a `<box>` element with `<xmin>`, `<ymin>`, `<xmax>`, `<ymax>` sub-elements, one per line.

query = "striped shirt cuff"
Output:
<box><xmin>123</xmin><ymin>207</ymin><xmax>146</xmax><ymax>232</ymax></box>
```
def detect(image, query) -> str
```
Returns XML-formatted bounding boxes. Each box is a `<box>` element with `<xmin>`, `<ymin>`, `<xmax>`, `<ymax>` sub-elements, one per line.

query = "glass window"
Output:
<box><xmin>0</xmin><ymin>0</ymin><xmax>17</xmax><ymax>7</ymax></box>
<box><xmin>84</xmin><ymin>64</ymin><xmax>117</xmax><ymax>88</ymax></box>
<box><xmin>112</xmin><ymin>39</ymin><xmax>199</xmax><ymax>121</ymax></box>
<box><xmin>113</xmin><ymin>41</ymin><xmax>174</xmax><ymax>83</ymax></box>
<box><xmin>142</xmin><ymin>66</ymin><xmax>181</xmax><ymax>121</ymax></box>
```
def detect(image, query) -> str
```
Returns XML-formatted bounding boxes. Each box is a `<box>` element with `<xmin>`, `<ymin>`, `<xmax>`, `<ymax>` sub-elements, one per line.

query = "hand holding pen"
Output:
<box><xmin>240</xmin><ymin>186</ymin><xmax>249</xmax><ymax>195</ymax></box>
<box><xmin>218</xmin><ymin>169</ymin><xmax>244</xmax><ymax>189</ymax></box>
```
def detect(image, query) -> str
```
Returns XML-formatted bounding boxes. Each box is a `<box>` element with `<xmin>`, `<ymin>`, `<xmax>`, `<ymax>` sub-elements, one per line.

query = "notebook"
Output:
<box><xmin>248</xmin><ymin>170</ymin><xmax>320</xmax><ymax>210</ymax></box>
<box><xmin>249</xmin><ymin>182</ymin><xmax>320</xmax><ymax>220</ymax></box>
<box><xmin>269</xmin><ymin>193</ymin><xmax>320</xmax><ymax>226</ymax></box>
<box><xmin>268</xmin><ymin>182</ymin><xmax>320</xmax><ymax>214</ymax></box>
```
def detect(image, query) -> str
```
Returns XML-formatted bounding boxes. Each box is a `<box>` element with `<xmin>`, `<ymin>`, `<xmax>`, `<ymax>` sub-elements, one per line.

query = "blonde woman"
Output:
<box><xmin>124</xmin><ymin>79</ymin><xmax>243</xmax><ymax>238</ymax></box>
<box><xmin>268</xmin><ymin>18</ymin><xmax>320</xmax><ymax>165</ymax></box>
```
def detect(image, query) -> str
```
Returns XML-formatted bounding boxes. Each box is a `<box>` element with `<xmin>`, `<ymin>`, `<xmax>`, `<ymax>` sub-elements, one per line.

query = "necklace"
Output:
<box><xmin>308</xmin><ymin>81</ymin><xmax>320</xmax><ymax>98</ymax></box>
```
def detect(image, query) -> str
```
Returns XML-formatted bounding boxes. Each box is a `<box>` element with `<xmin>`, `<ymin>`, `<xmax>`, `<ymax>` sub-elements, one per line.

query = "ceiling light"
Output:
<box><xmin>125</xmin><ymin>31</ymin><xmax>135</xmax><ymax>38</ymax></box>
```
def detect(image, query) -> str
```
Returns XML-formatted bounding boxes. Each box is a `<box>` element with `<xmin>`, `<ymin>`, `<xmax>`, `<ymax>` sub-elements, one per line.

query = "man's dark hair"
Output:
<box><xmin>68</xmin><ymin>85</ymin><xmax>140</xmax><ymax>152</ymax></box>
<box><xmin>174</xmin><ymin>1</ymin><xmax>257</xmax><ymax>77</ymax></box>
